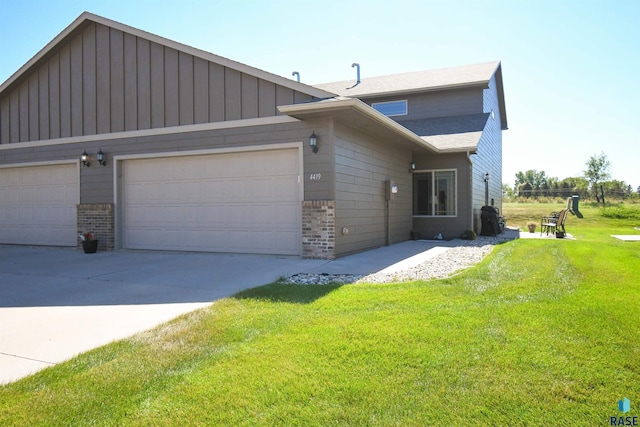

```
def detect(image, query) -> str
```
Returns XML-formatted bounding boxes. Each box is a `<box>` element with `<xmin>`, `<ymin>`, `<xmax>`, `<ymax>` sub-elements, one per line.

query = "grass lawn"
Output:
<box><xmin>1</xmin><ymin>203</ymin><xmax>639</xmax><ymax>425</ymax></box>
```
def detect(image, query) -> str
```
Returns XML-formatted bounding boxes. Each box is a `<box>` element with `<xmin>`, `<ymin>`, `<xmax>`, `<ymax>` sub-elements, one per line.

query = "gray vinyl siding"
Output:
<box><xmin>364</xmin><ymin>88</ymin><xmax>483</xmax><ymax>121</ymax></box>
<box><xmin>0</xmin><ymin>22</ymin><xmax>314</xmax><ymax>145</ymax></box>
<box><xmin>0</xmin><ymin>120</ymin><xmax>318</xmax><ymax>205</ymax></box>
<box><xmin>470</xmin><ymin>74</ymin><xmax>503</xmax><ymax>229</ymax></box>
<box><xmin>411</xmin><ymin>152</ymin><xmax>471</xmax><ymax>240</ymax></box>
<box><xmin>333</xmin><ymin>123</ymin><xmax>412</xmax><ymax>257</ymax></box>
<box><xmin>301</xmin><ymin>118</ymin><xmax>334</xmax><ymax>201</ymax></box>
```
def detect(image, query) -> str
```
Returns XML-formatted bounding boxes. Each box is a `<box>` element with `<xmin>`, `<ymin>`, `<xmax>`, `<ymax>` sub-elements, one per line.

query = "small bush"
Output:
<box><xmin>460</xmin><ymin>229</ymin><xmax>476</xmax><ymax>240</ymax></box>
<box><xmin>600</xmin><ymin>206</ymin><xmax>640</xmax><ymax>220</ymax></box>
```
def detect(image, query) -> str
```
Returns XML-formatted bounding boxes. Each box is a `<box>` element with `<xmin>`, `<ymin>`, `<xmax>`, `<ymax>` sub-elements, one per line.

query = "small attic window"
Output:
<box><xmin>372</xmin><ymin>100</ymin><xmax>407</xmax><ymax>117</ymax></box>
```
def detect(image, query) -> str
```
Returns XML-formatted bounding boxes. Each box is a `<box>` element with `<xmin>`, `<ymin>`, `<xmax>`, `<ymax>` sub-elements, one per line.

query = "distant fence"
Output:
<box><xmin>516</xmin><ymin>187</ymin><xmax>636</xmax><ymax>200</ymax></box>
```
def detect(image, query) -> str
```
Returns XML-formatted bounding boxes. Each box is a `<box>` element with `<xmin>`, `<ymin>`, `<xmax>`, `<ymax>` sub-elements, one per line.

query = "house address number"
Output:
<box><xmin>309</xmin><ymin>173</ymin><xmax>322</xmax><ymax>181</ymax></box>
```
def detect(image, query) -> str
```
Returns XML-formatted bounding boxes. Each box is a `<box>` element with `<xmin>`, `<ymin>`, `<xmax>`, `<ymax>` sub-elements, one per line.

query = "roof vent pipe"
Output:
<box><xmin>346</xmin><ymin>63</ymin><xmax>361</xmax><ymax>89</ymax></box>
<box><xmin>292</xmin><ymin>71</ymin><xmax>300</xmax><ymax>82</ymax></box>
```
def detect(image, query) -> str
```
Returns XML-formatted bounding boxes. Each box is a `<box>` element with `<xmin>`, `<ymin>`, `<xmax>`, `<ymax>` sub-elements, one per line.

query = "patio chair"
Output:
<box><xmin>541</xmin><ymin>209</ymin><xmax>568</xmax><ymax>236</ymax></box>
<box><xmin>555</xmin><ymin>208</ymin><xmax>569</xmax><ymax>237</ymax></box>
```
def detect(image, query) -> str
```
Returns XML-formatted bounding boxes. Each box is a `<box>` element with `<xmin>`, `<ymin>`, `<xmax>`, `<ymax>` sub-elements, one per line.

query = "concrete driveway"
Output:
<box><xmin>0</xmin><ymin>245</ymin><xmax>332</xmax><ymax>385</ymax></box>
<box><xmin>0</xmin><ymin>240</ymin><xmax>464</xmax><ymax>385</ymax></box>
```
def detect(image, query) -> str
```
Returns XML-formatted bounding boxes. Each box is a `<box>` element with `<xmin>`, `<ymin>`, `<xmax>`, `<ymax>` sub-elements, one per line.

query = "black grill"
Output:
<box><xmin>480</xmin><ymin>206</ymin><xmax>501</xmax><ymax>236</ymax></box>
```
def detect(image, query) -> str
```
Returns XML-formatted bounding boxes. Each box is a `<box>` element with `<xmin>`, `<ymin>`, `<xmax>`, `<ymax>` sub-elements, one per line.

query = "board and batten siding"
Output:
<box><xmin>470</xmin><ymin>74</ymin><xmax>503</xmax><ymax>230</ymax></box>
<box><xmin>333</xmin><ymin>123</ymin><xmax>412</xmax><ymax>257</ymax></box>
<box><xmin>0</xmin><ymin>22</ymin><xmax>313</xmax><ymax>145</ymax></box>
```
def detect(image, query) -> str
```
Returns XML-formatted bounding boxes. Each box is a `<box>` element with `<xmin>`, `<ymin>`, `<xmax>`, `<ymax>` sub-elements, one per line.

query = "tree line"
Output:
<box><xmin>504</xmin><ymin>153</ymin><xmax>638</xmax><ymax>202</ymax></box>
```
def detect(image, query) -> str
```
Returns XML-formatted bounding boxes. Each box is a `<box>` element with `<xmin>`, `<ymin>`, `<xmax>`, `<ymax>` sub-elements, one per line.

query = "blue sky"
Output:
<box><xmin>1</xmin><ymin>0</ymin><xmax>638</xmax><ymax>189</ymax></box>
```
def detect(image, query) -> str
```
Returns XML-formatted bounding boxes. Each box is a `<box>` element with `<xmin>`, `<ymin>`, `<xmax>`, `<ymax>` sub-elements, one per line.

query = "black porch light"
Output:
<box><xmin>81</xmin><ymin>150</ymin><xmax>90</xmax><ymax>167</ymax></box>
<box><xmin>309</xmin><ymin>131</ymin><xmax>318</xmax><ymax>153</ymax></box>
<box><xmin>96</xmin><ymin>148</ymin><xmax>107</xmax><ymax>167</ymax></box>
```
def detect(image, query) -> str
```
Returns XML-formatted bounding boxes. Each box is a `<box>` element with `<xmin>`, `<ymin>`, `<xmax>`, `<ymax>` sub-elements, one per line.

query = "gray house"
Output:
<box><xmin>0</xmin><ymin>12</ymin><xmax>507</xmax><ymax>259</ymax></box>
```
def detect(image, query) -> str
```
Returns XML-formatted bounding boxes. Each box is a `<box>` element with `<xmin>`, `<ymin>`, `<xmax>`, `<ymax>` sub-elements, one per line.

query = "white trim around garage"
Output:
<box><xmin>112</xmin><ymin>142</ymin><xmax>305</xmax><ymax>252</ymax></box>
<box><xmin>0</xmin><ymin>158</ymin><xmax>79</xmax><ymax>169</ymax></box>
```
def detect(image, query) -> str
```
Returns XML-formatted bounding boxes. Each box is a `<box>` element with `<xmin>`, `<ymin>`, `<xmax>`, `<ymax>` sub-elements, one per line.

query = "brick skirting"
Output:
<box><xmin>77</xmin><ymin>204</ymin><xmax>114</xmax><ymax>251</ymax></box>
<box><xmin>302</xmin><ymin>200</ymin><xmax>335</xmax><ymax>259</ymax></box>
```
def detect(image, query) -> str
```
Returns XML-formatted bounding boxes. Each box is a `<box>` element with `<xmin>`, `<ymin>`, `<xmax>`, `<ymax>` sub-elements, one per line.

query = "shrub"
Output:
<box><xmin>600</xmin><ymin>206</ymin><xmax>640</xmax><ymax>220</ymax></box>
<box><xmin>460</xmin><ymin>229</ymin><xmax>476</xmax><ymax>240</ymax></box>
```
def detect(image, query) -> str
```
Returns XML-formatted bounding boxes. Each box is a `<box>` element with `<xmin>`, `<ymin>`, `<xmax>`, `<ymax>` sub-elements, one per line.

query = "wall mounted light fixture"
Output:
<box><xmin>81</xmin><ymin>150</ymin><xmax>90</xmax><ymax>167</ymax></box>
<box><xmin>409</xmin><ymin>162</ymin><xmax>416</xmax><ymax>173</ymax></box>
<box><xmin>96</xmin><ymin>148</ymin><xmax>107</xmax><ymax>167</ymax></box>
<box><xmin>309</xmin><ymin>131</ymin><xmax>318</xmax><ymax>153</ymax></box>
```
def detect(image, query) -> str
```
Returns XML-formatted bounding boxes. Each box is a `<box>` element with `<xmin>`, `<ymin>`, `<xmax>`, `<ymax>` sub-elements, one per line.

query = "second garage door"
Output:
<box><xmin>122</xmin><ymin>148</ymin><xmax>301</xmax><ymax>255</ymax></box>
<box><xmin>0</xmin><ymin>163</ymin><xmax>78</xmax><ymax>246</ymax></box>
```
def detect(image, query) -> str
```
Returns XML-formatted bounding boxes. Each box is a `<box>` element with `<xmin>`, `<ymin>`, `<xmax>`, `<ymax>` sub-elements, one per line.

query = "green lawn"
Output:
<box><xmin>1</xmin><ymin>204</ymin><xmax>639</xmax><ymax>426</ymax></box>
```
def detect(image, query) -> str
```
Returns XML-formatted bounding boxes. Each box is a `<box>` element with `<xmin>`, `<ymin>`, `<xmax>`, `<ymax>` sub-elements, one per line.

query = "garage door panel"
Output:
<box><xmin>0</xmin><ymin>164</ymin><xmax>78</xmax><ymax>246</ymax></box>
<box><xmin>123</xmin><ymin>148</ymin><xmax>301</xmax><ymax>255</ymax></box>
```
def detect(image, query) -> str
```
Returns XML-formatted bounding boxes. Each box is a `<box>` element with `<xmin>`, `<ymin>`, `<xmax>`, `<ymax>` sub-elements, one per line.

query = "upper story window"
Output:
<box><xmin>372</xmin><ymin>100</ymin><xmax>407</xmax><ymax>117</ymax></box>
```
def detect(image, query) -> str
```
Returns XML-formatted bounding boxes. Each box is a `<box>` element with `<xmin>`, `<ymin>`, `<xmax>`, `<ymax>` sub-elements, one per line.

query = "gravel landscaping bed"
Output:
<box><xmin>282</xmin><ymin>234</ymin><xmax>515</xmax><ymax>285</ymax></box>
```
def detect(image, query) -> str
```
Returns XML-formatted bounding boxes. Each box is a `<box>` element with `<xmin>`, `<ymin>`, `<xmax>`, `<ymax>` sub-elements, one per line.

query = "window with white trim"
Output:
<box><xmin>413</xmin><ymin>170</ymin><xmax>457</xmax><ymax>216</ymax></box>
<box><xmin>371</xmin><ymin>100</ymin><xmax>407</xmax><ymax>117</ymax></box>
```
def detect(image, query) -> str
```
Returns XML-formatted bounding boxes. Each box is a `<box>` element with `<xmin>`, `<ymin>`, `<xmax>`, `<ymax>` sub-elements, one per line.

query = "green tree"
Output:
<box><xmin>502</xmin><ymin>183</ymin><xmax>515</xmax><ymax>200</ymax></box>
<box><xmin>583</xmin><ymin>152</ymin><xmax>611</xmax><ymax>202</ymax></box>
<box><xmin>601</xmin><ymin>180</ymin><xmax>629</xmax><ymax>200</ymax></box>
<box><xmin>546</xmin><ymin>177</ymin><xmax>559</xmax><ymax>197</ymax></box>
<box><xmin>514</xmin><ymin>170</ymin><xmax>547</xmax><ymax>197</ymax></box>
<box><xmin>518</xmin><ymin>182</ymin><xmax>533</xmax><ymax>198</ymax></box>
<box><xmin>558</xmin><ymin>177</ymin><xmax>589</xmax><ymax>198</ymax></box>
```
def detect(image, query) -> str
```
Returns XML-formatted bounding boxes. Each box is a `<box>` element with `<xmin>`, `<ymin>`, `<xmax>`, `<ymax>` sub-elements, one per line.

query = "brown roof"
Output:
<box><xmin>314</xmin><ymin>61</ymin><xmax>501</xmax><ymax>98</ymax></box>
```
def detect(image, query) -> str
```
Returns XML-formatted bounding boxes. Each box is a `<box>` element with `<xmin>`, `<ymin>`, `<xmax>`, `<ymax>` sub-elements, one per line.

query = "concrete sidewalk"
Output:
<box><xmin>0</xmin><ymin>240</ymin><xmax>471</xmax><ymax>385</ymax></box>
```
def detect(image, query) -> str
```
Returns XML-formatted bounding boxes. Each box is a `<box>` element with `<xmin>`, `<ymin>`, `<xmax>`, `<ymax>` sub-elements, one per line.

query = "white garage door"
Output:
<box><xmin>123</xmin><ymin>148</ymin><xmax>301</xmax><ymax>255</ymax></box>
<box><xmin>0</xmin><ymin>163</ymin><xmax>79</xmax><ymax>246</ymax></box>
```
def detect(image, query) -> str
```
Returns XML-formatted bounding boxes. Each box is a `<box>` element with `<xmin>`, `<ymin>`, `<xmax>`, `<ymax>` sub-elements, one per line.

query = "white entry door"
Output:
<box><xmin>0</xmin><ymin>163</ymin><xmax>79</xmax><ymax>246</ymax></box>
<box><xmin>122</xmin><ymin>148</ymin><xmax>301</xmax><ymax>255</ymax></box>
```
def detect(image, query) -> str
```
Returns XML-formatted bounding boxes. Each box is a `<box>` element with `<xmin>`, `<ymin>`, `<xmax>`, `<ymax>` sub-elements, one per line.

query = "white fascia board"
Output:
<box><xmin>1</xmin><ymin>12</ymin><xmax>335</xmax><ymax>100</ymax></box>
<box><xmin>0</xmin><ymin>12</ymin><xmax>88</xmax><ymax>91</ymax></box>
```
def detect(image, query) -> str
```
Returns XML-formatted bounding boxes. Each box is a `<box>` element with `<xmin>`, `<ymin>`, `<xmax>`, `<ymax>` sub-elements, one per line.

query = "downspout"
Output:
<box><xmin>467</xmin><ymin>151</ymin><xmax>474</xmax><ymax>232</ymax></box>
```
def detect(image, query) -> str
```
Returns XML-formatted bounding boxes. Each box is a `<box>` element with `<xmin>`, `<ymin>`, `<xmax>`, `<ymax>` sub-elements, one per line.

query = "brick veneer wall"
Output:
<box><xmin>302</xmin><ymin>200</ymin><xmax>335</xmax><ymax>259</ymax></box>
<box><xmin>77</xmin><ymin>204</ymin><xmax>114</xmax><ymax>251</ymax></box>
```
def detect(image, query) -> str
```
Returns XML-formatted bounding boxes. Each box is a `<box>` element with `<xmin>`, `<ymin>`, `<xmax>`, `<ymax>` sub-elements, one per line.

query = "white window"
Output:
<box><xmin>372</xmin><ymin>100</ymin><xmax>407</xmax><ymax>117</ymax></box>
<box><xmin>413</xmin><ymin>170</ymin><xmax>457</xmax><ymax>216</ymax></box>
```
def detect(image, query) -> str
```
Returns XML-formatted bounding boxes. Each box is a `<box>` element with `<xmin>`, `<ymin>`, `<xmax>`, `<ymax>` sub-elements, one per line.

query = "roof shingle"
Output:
<box><xmin>399</xmin><ymin>113</ymin><xmax>490</xmax><ymax>152</ymax></box>
<box><xmin>314</xmin><ymin>61</ymin><xmax>500</xmax><ymax>97</ymax></box>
